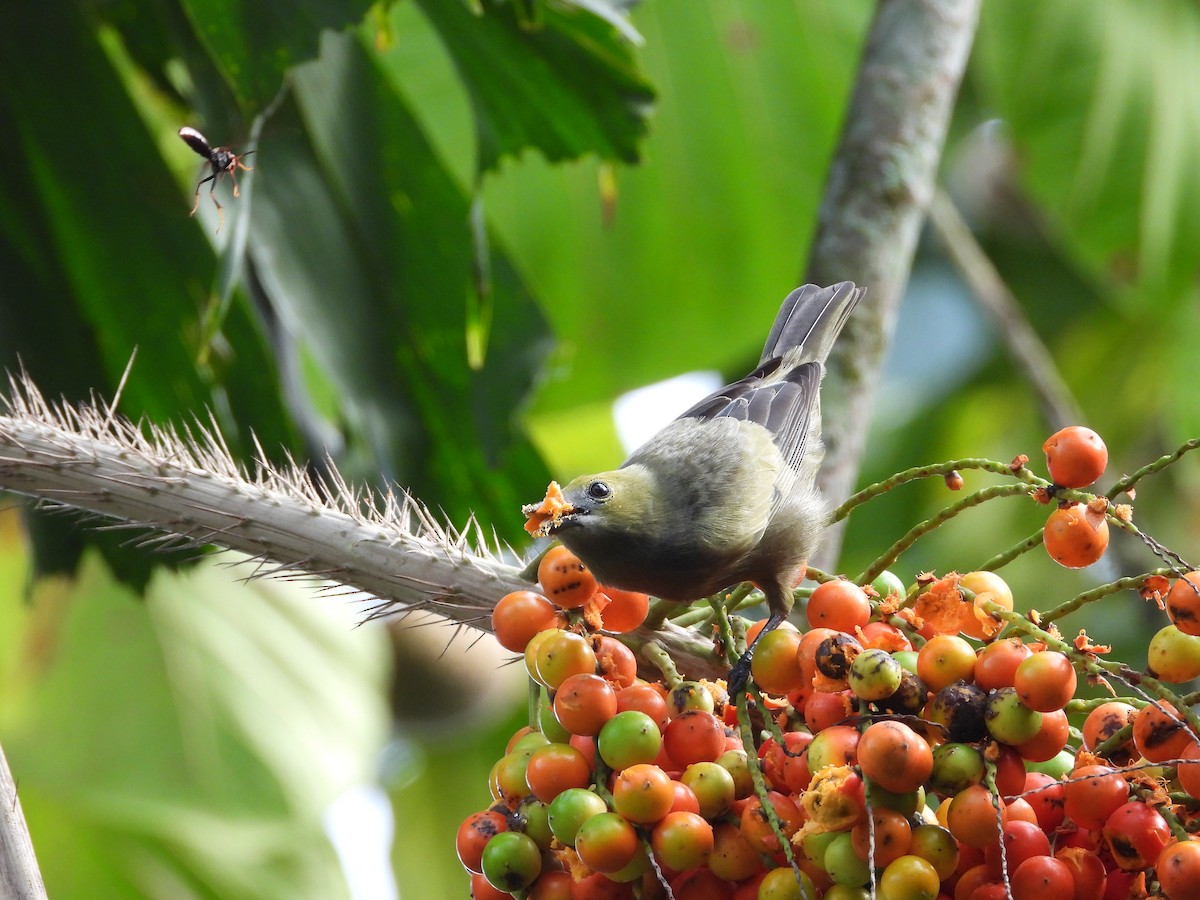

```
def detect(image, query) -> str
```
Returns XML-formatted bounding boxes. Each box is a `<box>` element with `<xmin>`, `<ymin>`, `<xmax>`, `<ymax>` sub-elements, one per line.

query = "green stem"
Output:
<box><xmin>1040</xmin><ymin>569</ymin><xmax>1176</xmax><ymax>625</ymax></box>
<box><xmin>669</xmin><ymin>607</ymin><xmax>714</xmax><ymax>629</ymax></box>
<box><xmin>1065</xmin><ymin>697</ymin><xmax>1141</xmax><ymax>716</ymax></box>
<box><xmin>855</xmin><ymin>483</ymin><xmax>1036</xmax><ymax>585</ymax></box>
<box><xmin>734</xmin><ymin>691</ymin><xmax>809</xmax><ymax>899</ymax></box>
<box><xmin>830</xmin><ymin>457</ymin><xmax>1042</xmax><ymax>523</ymax></box>
<box><xmin>643</xmin><ymin>598</ymin><xmax>677</xmax><ymax>631</ymax></box>
<box><xmin>639</xmin><ymin>831</ymin><xmax>676</xmax><ymax>899</ymax></box>
<box><xmin>646</xmin><ymin>582</ymin><xmax>778</xmax><ymax>634</ymax></box>
<box><xmin>641</xmin><ymin>641</ymin><xmax>684</xmax><ymax>690</ymax></box>
<box><xmin>1107</xmin><ymin>436</ymin><xmax>1200</xmax><ymax>500</ymax></box>
<box><xmin>982</xmin><ymin>761</ymin><xmax>1012</xmax><ymax>890</ymax></box>
<box><xmin>1092</xmin><ymin>723</ymin><xmax>1134</xmax><ymax>760</ymax></box>
<box><xmin>592</xmin><ymin>758</ymin><xmax>614</xmax><ymax>806</ymax></box>
<box><xmin>730</xmin><ymin>616</ymin><xmax>748</xmax><ymax>664</ymax></box>
<box><xmin>975</xmin><ymin>528</ymin><xmax>1043</xmax><ymax>573</ymax></box>
<box><xmin>731</xmin><ymin>592</ymin><xmax>767</xmax><ymax>615</ymax></box>
<box><xmin>527</xmin><ymin>676</ymin><xmax>539</xmax><ymax>728</ymax></box>
<box><xmin>801</xmin><ymin>565</ymin><xmax>836</xmax><ymax>585</ymax></box>
<box><xmin>1131</xmin><ymin>780</ymin><xmax>1190</xmax><ymax>843</ymax></box>
<box><xmin>724</xmin><ymin>582</ymin><xmax>764</xmax><ymax>616</ymax></box>
<box><xmin>708</xmin><ymin>596</ymin><xmax>740</xmax><ymax>666</ymax></box>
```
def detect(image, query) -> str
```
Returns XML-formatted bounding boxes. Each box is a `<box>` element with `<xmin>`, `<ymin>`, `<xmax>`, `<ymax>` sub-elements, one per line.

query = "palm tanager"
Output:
<box><xmin>524</xmin><ymin>281</ymin><xmax>865</xmax><ymax>689</ymax></box>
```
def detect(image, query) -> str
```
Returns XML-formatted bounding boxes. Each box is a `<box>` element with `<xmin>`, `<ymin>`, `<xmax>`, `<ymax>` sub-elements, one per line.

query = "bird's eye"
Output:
<box><xmin>587</xmin><ymin>481</ymin><xmax>612</xmax><ymax>501</ymax></box>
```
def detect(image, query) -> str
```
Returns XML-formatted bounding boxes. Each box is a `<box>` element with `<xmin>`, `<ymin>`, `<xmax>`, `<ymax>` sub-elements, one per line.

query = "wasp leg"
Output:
<box><xmin>210</xmin><ymin>187</ymin><xmax>225</xmax><ymax>234</ymax></box>
<box><xmin>190</xmin><ymin>173</ymin><xmax>216</xmax><ymax>216</ymax></box>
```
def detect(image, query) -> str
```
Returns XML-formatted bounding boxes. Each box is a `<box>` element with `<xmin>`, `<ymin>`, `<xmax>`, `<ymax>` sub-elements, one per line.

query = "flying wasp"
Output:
<box><xmin>178</xmin><ymin>126</ymin><xmax>254</xmax><ymax>231</ymax></box>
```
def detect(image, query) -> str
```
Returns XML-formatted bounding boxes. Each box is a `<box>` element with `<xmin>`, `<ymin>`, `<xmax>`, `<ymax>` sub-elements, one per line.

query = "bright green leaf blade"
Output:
<box><xmin>1</xmin><ymin>553</ymin><xmax>390</xmax><ymax>899</ymax></box>
<box><xmin>0</xmin><ymin>2</ymin><xmax>300</xmax><ymax>578</ymax></box>
<box><xmin>467</xmin><ymin>1</ymin><xmax>870</xmax><ymax>449</ymax></box>
<box><xmin>241</xmin><ymin>30</ymin><xmax>550</xmax><ymax>535</ymax></box>
<box><xmin>974</xmin><ymin>0</ymin><xmax>1200</xmax><ymax>302</ymax></box>
<box><xmin>417</xmin><ymin>0</ymin><xmax>654</xmax><ymax>172</ymax></box>
<box><xmin>177</xmin><ymin>0</ymin><xmax>375</xmax><ymax>111</ymax></box>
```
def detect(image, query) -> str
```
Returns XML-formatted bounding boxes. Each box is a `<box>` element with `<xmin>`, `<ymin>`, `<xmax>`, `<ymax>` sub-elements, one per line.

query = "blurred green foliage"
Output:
<box><xmin>2</xmin><ymin>0</ymin><xmax>1200</xmax><ymax>896</ymax></box>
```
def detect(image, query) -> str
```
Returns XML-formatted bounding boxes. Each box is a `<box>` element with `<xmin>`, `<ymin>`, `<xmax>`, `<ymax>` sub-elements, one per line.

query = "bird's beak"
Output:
<box><xmin>522</xmin><ymin>486</ymin><xmax>584</xmax><ymax>537</ymax></box>
<box><xmin>544</xmin><ymin>507</ymin><xmax>586</xmax><ymax>534</ymax></box>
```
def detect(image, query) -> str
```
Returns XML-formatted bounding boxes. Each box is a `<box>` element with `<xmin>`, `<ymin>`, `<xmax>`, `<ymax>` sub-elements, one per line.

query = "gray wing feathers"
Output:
<box><xmin>760</xmin><ymin>281</ymin><xmax>865</xmax><ymax>367</ymax></box>
<box><xmin>665</xmin><ymin>282</ymin><xmax>862</xmax><ymax>519</ymax></box>
<box><xmin>765</xmin><ymin>364</ymin><xmax>820</xmax><ymax>467</ymax></box>
<box><xmin>676</xmin><ymin>360</ymin><xmax>815</xmax><ymax>426</ymax></box>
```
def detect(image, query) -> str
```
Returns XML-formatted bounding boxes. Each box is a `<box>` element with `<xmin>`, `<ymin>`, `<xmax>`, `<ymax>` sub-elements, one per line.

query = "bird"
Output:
<box><xmin>526</xmin><ymin>281</ymin><xmax>865</xmax><ymax>691</ymax></box>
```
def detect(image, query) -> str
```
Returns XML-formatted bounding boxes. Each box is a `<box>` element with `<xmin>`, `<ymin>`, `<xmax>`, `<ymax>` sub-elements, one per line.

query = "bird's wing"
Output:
<box><xmin>676</xmin><ymin>359</ymin><xmax>822</xmax><ymax>519</ymax></box>
<box><xmin>657</xmin><ymin>283</ymin><xmax>862</xmax><ymax>525</ymax></box>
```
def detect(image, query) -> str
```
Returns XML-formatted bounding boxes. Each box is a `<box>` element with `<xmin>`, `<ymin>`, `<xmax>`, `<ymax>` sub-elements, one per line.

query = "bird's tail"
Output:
<box><xmin>759</xmin><ymin>282</ymin><xmax>865</xmax><ymax>366</ymax></box>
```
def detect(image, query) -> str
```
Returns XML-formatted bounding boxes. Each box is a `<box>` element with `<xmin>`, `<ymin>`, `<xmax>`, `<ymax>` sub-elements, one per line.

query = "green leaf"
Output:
<box><xmin>1</xmin><ymin>552</ymin><xmax>390</xmax><ymax>899</ymax></box>
<box><xmin>0</xmin><ymin>4</ymin><xmax>208</xmax><ymax>422</ymax></box>
<box><xmin>239</xmin><ymin>30</ymin><xmax>551</xmax><ymax>536</ymax></box>
<box><xmin>469</xmin><ymin>1</ymin><xmax>870</xmax><ymax>463</ymax></box>
<box><xmin>416</xmin><ymin>0</ymin><xmax>654</xmax><ymax>173</ymax></box>
<box><xmin>177</xmin><ymin>0</ymin><xmax>376</xmax><ymax>111</ymax></box>
<box><xmin>0</xmin><ymin>2</ymin><xmax>299</xmax><ymax>578</ymax></box>
<box><xmin>974</xmin><ymin>0</ymin><xmax>1200</xmax><ymax>303</ymax></box>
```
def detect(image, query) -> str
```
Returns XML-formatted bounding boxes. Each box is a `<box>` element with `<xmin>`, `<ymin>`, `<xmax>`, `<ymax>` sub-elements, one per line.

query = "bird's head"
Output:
<box><xmin>558</xmin><ymin>467</ymin><xmax>656</xmax><ymax>535</ymax></box>
<box><xmin>524</xmin><ymin>466</ymin><xmax>677</xmax><ymax>595</ymax></box>
<box><xmin>523</xmin><ymin>466</ymin><xmax>659</xmax><ymax>545</ymax></box>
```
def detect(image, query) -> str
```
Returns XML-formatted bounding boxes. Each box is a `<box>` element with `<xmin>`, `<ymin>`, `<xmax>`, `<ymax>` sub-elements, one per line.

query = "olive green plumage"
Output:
<box><xmin>544</xmin><ymin>282</ymin><xmax>864</xmax><ymax>686</ymax></box>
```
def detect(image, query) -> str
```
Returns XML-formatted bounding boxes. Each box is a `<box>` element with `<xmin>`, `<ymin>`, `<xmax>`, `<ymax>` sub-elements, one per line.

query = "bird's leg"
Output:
<box><xmin>726</xmin><ymin>608</ymin><xmax>787</xmax><ymax>695</ymax></box>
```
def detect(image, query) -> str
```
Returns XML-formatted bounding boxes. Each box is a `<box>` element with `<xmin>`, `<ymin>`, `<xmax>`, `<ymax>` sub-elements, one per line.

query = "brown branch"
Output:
<box><xmin>929</xmin><ymin>187</ymin><xmax>1082</xmax><ymax>430</ymax></box>
<box><xmin>806</xmin><ymin>0</ymin><xmax>983</xmax><ymax>571</ymax></box>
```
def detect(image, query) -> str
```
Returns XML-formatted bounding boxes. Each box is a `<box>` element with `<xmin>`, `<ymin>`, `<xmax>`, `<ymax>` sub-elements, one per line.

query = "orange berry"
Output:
<box><xmin>806</xmin><ymin>579</ymin><xmax>872</xmax><ymax>632</ymax></box>
<box><xmin>492</xmin><ymin>590</ymin><xmax>561</xmax><ymax>652</ymax></box>
<box><xmin>1014</xmin><ymin>651</ymin><xmax>1077</xmax><ymax>712</ymax></box>
<box><xmin>1043</xmin><ymin>502</ymin><xmax>1108</xmax><ymax>568</ymax></box>
<box><xmin>858</xmin><ymin>720</ymin><xmax>932</xmax><ymax>793</ymax></box>
<box><xmin>1132</xmin><ymin>700</ymin><xmax>1195</xmax><ymax>763</ymax></box>
<box><xmin>1167</xmin><ymin>572</ymin><xmax>1200</xmax><ymax>637</ymax></box>
<box><xmin>597</xmin><ymin>586</ymin><xmax>650</xmax><ymax>633</ymax></box>
<box><xmin>537</xmin><ymin>545</ymin><xmax>598</xmax><ymax>609</ymax></box>
<box><xmin>1043</xmin><ymin>425</ymin><xmax>1108</xmax><ymax>488</ymax></box>
<box><xmin>1157</xmin><ymin>840</ymin><xmax>1200</xmax><ymax>900</ymax></box>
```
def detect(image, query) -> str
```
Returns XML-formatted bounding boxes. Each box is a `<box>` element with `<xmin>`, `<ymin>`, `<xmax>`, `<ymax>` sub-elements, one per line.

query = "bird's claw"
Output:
<box><xmin>726</xmin><ymin>654</ymin><xmax>752</xmax><ymax>696</ymax></box>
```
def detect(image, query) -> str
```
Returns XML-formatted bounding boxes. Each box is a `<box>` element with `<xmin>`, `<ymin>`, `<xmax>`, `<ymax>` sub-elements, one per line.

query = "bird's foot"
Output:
<box><xmin>726</xmin><ymin>609</ymin><xmax>788</xmax><ymax>695</ymax></box>
<box><xmin>726</xmin><ymin>652</ymin><xmax>753</xmax><ymax>696</ymax></box>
